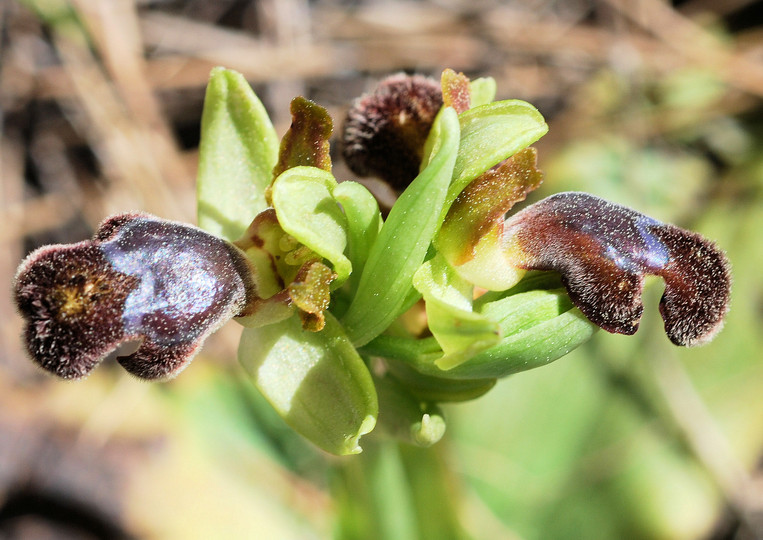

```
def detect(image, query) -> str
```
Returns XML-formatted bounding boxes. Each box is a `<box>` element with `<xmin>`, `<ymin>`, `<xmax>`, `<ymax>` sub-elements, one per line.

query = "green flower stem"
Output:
<box><xmin>333</xmin><ymin>442</ymin><xmax>466</xmax><ymax>540</ymax></box>
<box><xmin>384</xmin><ymin>360</ymin><xmax>497</xmax><ymax>403</ymax></box>
<box><xmin>360</xmin><ymin>334</ymin><xmax>443</xmax><ymax>364</ymax></box>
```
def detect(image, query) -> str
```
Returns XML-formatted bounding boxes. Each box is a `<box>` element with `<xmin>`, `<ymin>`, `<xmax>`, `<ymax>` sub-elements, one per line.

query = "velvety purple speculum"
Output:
<box><xmin>504</xmin><ymin>192</ymin><xmax>731</xmax><ymax>346</ymax></box>
<box><xmin>14</xmin><ymin>213</ymin><xmax>253</xmax><ymax>380</ymax></box>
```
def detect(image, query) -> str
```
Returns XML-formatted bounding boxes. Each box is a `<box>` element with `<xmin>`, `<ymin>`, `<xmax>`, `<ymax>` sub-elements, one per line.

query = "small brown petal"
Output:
<box><xmin>439</xmin><ymin>148</ymin><xmax>543</xmax><ymax>266</ymax></box>
<box><xmin>272</xmin><ymin>96</ymin><xmax>334</xmax><ymax>181</ymax></box>
<box><xmin>441</xmin><ymin>68</ymin><xmax>471</xmax><ymax>114</ymax></box>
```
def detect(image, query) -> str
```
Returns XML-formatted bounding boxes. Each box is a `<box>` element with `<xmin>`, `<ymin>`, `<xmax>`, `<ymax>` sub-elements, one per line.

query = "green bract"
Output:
<box><xmin>375</xmin><ymin>374</ymin><xmax>446</xmax><ymax>447</ymax></box>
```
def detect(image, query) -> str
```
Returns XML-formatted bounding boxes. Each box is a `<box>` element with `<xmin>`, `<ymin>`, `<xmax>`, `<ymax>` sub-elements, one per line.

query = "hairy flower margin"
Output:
<box><xmin>13</xmin><ymin>68</ymin><xmax>731</xmax><ymax>455</ymax></box>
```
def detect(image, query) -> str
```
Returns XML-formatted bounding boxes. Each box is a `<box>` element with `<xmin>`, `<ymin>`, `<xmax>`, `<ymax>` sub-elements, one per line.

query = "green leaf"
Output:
<box><xmin>238</xmin><ymin>312</ymin><xmax>378</xmax><ymax>455</ymax></box>
<box><xmin>444</xmin><ymin>100</ymin><xmax>548</xmax><ymax>217</ymax></box>
<box><xmin>341</xmin><ymin>107</ymin><xmax>461</xmax><ymax>346</ymax></box>
<box><xmin>271</xmin><ymin>166</ymin><xmax>351</xmax><ymax>285</ymax></box>
<box><xmin>197</xmin><ymin>67</ymin><xmax>279</xmax><ymax>241</ymax></box>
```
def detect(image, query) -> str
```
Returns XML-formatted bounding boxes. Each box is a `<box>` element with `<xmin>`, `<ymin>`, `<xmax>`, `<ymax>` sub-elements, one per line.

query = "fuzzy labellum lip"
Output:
<box><xmin>341</xmin><ymin>73</ymin><xmax>443</xmax><ymax>190</ymax></box>
<box><xmin>14</xmin><ymin>214</ymin><xmax>254</xmax><ymax>380</ymax></box>
<box><xmin>502</xmin><ymin>192</ymin><xmax>731</xmax><ymax>346</ymax></box>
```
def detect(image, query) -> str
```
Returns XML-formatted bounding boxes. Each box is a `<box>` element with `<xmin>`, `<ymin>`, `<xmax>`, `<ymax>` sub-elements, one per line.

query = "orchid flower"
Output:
<box><xmin>12</xmin><ymin>68</ymin><xmax>730</xmax><ymax>454</ymax></box>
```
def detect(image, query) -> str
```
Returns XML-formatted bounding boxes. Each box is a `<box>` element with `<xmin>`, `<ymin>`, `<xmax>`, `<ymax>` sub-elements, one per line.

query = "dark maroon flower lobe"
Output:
<box><xmin>341</xmin><ymin>73</ymin><xmax>443</xmax><ymax>190</ymax></box>
<box><xmin>503</xmin><ymin>192</ymin><xmax>731</xmax><ymax>346</ymax></box>
<box><xmin>14</xmin><ymin>214</ymin><xmax>254</xmax><ymax>380</ymax></box>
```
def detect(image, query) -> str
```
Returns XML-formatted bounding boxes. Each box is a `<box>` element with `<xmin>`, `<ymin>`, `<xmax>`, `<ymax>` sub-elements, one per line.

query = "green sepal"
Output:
<box><xmin>238</xmin><ymin>312</ymin><xmax>378</xmax><ymax>455</ymax></box>
<box><xmin>447</xmin><ymin>287</ymin><xmax>597</xmax><ymax>378</ymax></box>
<box><xmin>443</xmin><ymin>100</ymin><xmax>548</xmax><ymax>218</ymax></box>
<box><xmin>453</xmin><ymin>298</ymin><xmax>597</xmax><ymax>378</ymax></box>
<box><xmin>271</xmin><ymin>166</ymin><xmax>351</xmax><ymax>285</ymax></box>
<box><xmin>341</xmin><ymin>107</ymin><xmax>461</xmax><ymax>346</ymax></box>
<box><xmin>361</xmin><ymin>285</ymin><xmax>596</xmax><ymax>380</ymax></box>
<box><xmin>197</xmin><ymin>67</ymin><xmax>278</xmax><ymax>241</ymax></box>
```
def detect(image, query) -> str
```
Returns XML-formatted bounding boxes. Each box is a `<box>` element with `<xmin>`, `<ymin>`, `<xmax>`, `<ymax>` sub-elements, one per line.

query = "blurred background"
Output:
<box><xmin>1</xmin><ymin>0</ymin><xmax>762</xmax><ymax>538</ymax></box>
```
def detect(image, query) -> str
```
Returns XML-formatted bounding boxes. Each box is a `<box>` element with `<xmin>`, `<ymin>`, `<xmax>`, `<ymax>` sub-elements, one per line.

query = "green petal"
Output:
<box><xmin>197</xmin><ymin>67</ymin><xmax>278</xmax><ymax>241</ymax></box>
<box><xmin>238</xmin><ymin>312</ymin><xmax>378</xmax><ymax>455</ymax></box>
<box><xmin>341</xmin><ymin>107</ymin><xmax>461</xmax><ymax>346</ymax></box>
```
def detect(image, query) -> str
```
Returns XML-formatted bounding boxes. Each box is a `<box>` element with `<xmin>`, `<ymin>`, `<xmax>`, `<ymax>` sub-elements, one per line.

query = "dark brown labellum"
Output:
<box><xmin>341</xmin><ymin>73</ymin><xmax>443</xmax><ymax>191</ymax></box>
<box><xmin>14</xmin><ymin>214</ymin><xmax>254</xmax><ymax>380</ymax></box>
<box><xmin>504</xmin><ymin>192</ymin><xmax>731</xmax><ymax>346</ymax></box>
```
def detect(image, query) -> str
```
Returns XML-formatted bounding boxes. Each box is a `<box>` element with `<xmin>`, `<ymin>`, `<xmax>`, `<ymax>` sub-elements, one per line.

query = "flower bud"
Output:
<box><xmin>239</xmin><ymin>312</ymin><xmax>378</xmax><ymax>455</ymax></box>
<box><xmin>14</xmin><ymin>213</ymin><xmax>254</xmax><ymax>380</ymax></box>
